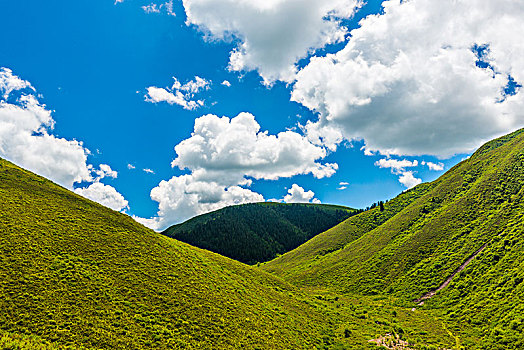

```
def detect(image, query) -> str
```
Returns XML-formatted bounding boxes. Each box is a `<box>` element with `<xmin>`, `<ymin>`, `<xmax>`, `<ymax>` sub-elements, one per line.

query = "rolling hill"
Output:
<box><xmin>0</xmin><ymin>157</ymin><xmax>457</xmax><ymax>349</ymax></box>
<box><xmin>0</xmin><ymin>157</ymin><xmax>351</xmax><ymax>349</ymax></box>
<box><xmin>263</xmin><ymin>129</ymin><xmax>524</xmax><ymax>349</ymax></box>
<box><xmin>162</xmin><ymin>202</ymin><xmax>354</xmax><ymax>264</ymax></box>
<box><xmin>3</xmin><ymin>128</ymin><xmax>524</xmax><ymax>349</ymax></box>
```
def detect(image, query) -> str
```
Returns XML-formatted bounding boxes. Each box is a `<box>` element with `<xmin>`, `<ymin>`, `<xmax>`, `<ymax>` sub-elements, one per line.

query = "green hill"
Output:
<box><xmin>162</xmin><ymin>202</ymin><xmax>354</xmax><ymax>264</ymax></box>
<box><xmin>5</xmin><ymin>128</ymin><xmax>524</xmax><ymax>349</ymax></box>
<box><xmin>0</xmin><ymin>158</ymin><xmax>353</xmax><ymax>349</ymax></box>
<box><xmin>0</xmin><ymin>157</ymin><xmax>462</xmax><ymax>349</ymax></box>
<box><xmin>263</xmin><ymin>129</ymin><xmax>524</xmax><ymax>349</ymax></box>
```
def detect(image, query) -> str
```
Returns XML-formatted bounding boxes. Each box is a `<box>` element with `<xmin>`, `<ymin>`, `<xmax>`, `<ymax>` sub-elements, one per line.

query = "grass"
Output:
<box><xmin>3</xmin><ymin>128</ymin><xmax>524</xmax><ymax>349</ymax></box>
<box><xmin>262</xmin><ymin>128</ymin><xmax>524</xmax><ymax>348</ymax></box>
<box><xmin>0</xmin><ymin>157</ymin><xmax>459</xmax><ymax>349</ymax></box>
<box><xmin>0</xmin><ymin>158</ymin><xmax>351</xmax><ymax>349</ymax></box>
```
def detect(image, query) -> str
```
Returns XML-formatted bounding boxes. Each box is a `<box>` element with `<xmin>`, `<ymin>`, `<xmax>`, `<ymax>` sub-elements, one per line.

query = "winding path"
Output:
<box><xmin>414</xmin><ymin>243</ymin><xmax>488</xmax><ymax>305</ymax></box>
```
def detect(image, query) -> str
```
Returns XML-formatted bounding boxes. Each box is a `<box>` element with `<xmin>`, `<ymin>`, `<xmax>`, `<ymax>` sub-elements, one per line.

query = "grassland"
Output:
<box><xmin>0</xmin><ymin>157</ymin><xmax>459</xmax><ymax>349</ymax></box>
<box><xmin>2</xmin><ymin>129</ymin><xmax>524</xmax><ymax>349</ymax></box>
<box><xmin>0</xmin><ymin>158</ymin><xmax>348</xmax><ymax>349</ymax></box>
<box><xmin>263</xmin><ymin>129</ymin><xmax>524</xmax><ymax>348</ymax></box>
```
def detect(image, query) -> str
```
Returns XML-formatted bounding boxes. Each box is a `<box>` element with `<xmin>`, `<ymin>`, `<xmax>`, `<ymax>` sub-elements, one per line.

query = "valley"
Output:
<box><xmin>1</xmin><ymin>129</ymin><xmax>524</xmax><ymax>349</ymax></box>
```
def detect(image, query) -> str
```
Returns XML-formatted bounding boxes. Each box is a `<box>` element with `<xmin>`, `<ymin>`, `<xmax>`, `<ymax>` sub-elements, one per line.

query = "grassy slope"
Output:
<box><xmin>163</xmin><ymin>202</ymin><xmax>353</xmax><ymax>264</ymax></box>
<box><xmin>0</xmin><ymin>158</ymin><xmax>458</xmax><ymax>349</ymax></box>
<box><xmin>0</xmin><ymin>158</ymin><xmax>349</xmax><ymax>349</ymax></box>
<box><xmin>263</xmin><ymin>129</ymin><xmax>524</xmax><ymax>348</ymax></box>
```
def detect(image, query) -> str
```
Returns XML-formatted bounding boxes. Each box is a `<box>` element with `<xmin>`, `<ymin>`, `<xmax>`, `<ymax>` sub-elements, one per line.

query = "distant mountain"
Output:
<box><xmin>162</xmin><ymin>202</ymin><xmax>354</xmax><ymax>264</ymax></box>
<box><xmin>263</xmin><ymin>129</ymin><xmax>524</xmax><ymax>349</ymax></box>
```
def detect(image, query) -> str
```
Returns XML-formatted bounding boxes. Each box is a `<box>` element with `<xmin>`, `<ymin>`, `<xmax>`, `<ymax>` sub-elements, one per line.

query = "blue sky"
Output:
<box><xmin>1</xmin><ymin>0</ymin><xmax>522</xmax><ymax>230</ymax></box>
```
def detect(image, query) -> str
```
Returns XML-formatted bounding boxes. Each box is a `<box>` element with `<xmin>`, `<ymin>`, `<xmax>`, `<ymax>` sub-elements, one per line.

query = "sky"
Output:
<box><xmin>1</xmin><ymin>0</ymin><xmax>523</xmax><ymax>230</ymax></box>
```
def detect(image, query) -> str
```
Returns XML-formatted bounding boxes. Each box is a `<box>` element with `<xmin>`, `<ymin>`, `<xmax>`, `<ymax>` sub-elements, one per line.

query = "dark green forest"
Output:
<box><xmin>163</xmin><ymin>202</ymin><xmax>353</xmax><ymax>264</ymax></box>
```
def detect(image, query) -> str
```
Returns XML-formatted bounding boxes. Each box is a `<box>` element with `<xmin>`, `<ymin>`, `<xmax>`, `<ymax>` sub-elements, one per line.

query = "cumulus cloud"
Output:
<box><xmin>172</xmin><ymin>112</ymin><xmax>337</xmax><ymax>181</ymax></box>
<box><xmin>0</xmin><ymin>68</ymin><xmax>93</xmax><ymax>188</ymax></box>
<box><xmin>283</xmin><ymin>184</ymin><xmax>320</xmax><ymax>204</ymax></box>
<box><xmin>0</xmin><ymin>68</ymin><xmax>33</xmax><ymax>98</ymax></box>
<box><xmin>398</xmin><ymin>171</ymin><xmax>422</xmax><ymax>189</ymax></box>
<box><xmin>134</xmin><ymin>175</ymin><xmax>264</xmax><ymax>229</ymax></box>
<box><xmin>182</xmin><ymin>0</ymin><xmax>362</xmax><ymax>84</ymax></box>
<box><xmin>75</xmin><ymin>182</ymin><xmax>129</xmax><ymax>212</ymax></box>
<box><xmin>145</xmin><ymin>76</ymin><xmax>210</xmax><ymax>110</ymax></box>
<box><xmin>138</xmin><ymin>112</ymin><xmax>336</xmax><ymax>229</ymax></box>
<box><xmin>0</xmin><ymin>67</ymin><xmax>128</xmax><ymax>211</ymax></box>
<box><xmin>375</xmin><ymin>157</ymin><xmax>422</xmax><ymax>189</ymax></box>
<box><xmin>221</xmin><ymin>80</ymin><xmax>231</xmax><ymax>87</ymax></box>
<box><xmin>94</xmin><ymin>164</ymin><xmax>118</xmax><ymax>180</ymax></box>
<box><xmin>143</xmin><ymin>168</ymin><xmax>155</xmax><ymax>174</ymax></box>
<box><xmin>422</xmin><ymin>161</ymin><xmax>444</xmax><ymax>171</ymax></box>
<box><xmin>292</xmin><ymin>0</ymin><xmax>524</xmax><ymax>157</ymax></box>
<box><xmin>127</xmin><ymin>163</ymin><xmax>136</xmax><ymax>169</ymax></box>
<box><xmin>375</xmin><ymin>158</ymin><xmax>418</xmax><ymax>174</ymax></box>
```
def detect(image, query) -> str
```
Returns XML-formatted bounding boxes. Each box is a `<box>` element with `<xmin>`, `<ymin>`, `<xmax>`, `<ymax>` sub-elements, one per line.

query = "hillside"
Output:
<box><xmin>263</xmin><ymin>129</ymin><xmax>524</xmax><ymax>349</ymax></box>
<box><xmin>0</xmin><ymin>157</ymin><xmax>464</xmax><ymax>349</ymax></box>
<box><xmin>4</xmin><ymin>129</ymin><xmax>524</xmax><ymax>349</ymax></box>
<box><xmin>0</xmin><ymin>158</ymin><xmax>351</xmax><ymax>349</ymax></box>
<box><xmin>163</xmin><ymin>202</ymin><xmax>353</xmax><ymax>264</ymax></box>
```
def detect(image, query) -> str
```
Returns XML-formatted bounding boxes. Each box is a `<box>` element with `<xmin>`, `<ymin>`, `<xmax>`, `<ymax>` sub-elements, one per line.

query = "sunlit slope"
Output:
<box><xmin>263</xmin><ymin>130</ymin><xmax>524</xmax><ymax>348</ymax></box>
<box><xmin>262</xmin><ymin>183</ymin><xmax>432</xmax><ymax>279</ymax></box>
<box><xmin>163</xmin><ymin>202</ymin><xmax>353</xmax><ymax>264</ymax></box>
<box><xmin>0</xmin><ymin>158</ymin><xmax>342</xmax><ymax>349</ymax></box>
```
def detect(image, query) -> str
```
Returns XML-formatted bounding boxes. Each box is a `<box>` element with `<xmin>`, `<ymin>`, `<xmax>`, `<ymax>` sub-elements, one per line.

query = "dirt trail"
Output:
<box><xmin>414</xmin><ymin>243</ymin><xmax>488</xmax><ymax>304</ymax></box>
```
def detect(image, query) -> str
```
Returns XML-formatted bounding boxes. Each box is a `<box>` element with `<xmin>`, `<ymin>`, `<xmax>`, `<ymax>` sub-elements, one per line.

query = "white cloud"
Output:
<box><xmin>221</xmin><ymin>80</ymin><xmax>231</xmax><ymax>87</ymax></box>
<box><xmin>137</xmin><ymin>112</ymin><xmax>335</xmax><ymax>229</ymax></box>
<box><xmin>143</xmin><ymin>168</ymin><xmax>155</xmax><ymax>174</ymax></box>
<box><xmin>172</xmin><ymin>112</ymin><xmax>337</xmax><ymax>181</ymax></box>
<box><xmin>142</xmin><ymin>1</ymin><xmax>175</xmax><ymax>16</ymax></box>
<box><xmin>0</xmin><ymin>67</ymin><xmax>128</xmax><ymax>211</ymax></box>
<box><xmin>94</xmin><ymin>163</ymin><xmax>118</xmax><ymax>180</ymax></box>
<box><xmin>182</xmin><ymin>0</ymin><xmax>362</xmax><ymax>84</ymax></box>
<box><xmin>422</xmin><ymin>161</ymin><xmax>444</xmax><ymax>171</ymax></box>
<box><xmin>142</xmin><ymin>4</ymin><xmax>161</xmax><ymax>13</ymax></box>
<box><xmin>292</xmin><ymin>0</ymin><xmax>524</xmax><ymax>157</ymax></box>
<box><xmin>135</xmin><ymin>174</ymin><xmax>264</xmax><ymax>229</ymax></box>
<box><xmin>0</xmin><ymin>69</ymin><xmax>92</xmax><ymax>188</ymax></box>
<box><xmin>337</xmin><ymin>181</ymin><xmax>349</xmax><ymax>190</ymax></box>
<box><xmin>375</xmin><ymin>157</ymin><xmax>422</xmax><ymax>188</ymax></box>
<box><xmin>0</xmin><ymin>68</ymin><xmax>33</xmax><ymax>99</ymax></box>
<box><xmin>283</xmin><ymin>184</ymin><xmax>321</xmax><ymax>204</ymax></box>
<box><xmin>398</xmin><ymin>171</ymin><xmax>422</xmax><ymax>189</ymax></box>
<box><xmin>375</xmin><ymin>158</ymin><xmax>418</xmax><ymax>174</ymax></box>
<box><xmin>127</xmin><ymin>163</ymin><xmax>136</xmax><ymax>169</ymax></box>
<box><xmin>145</xmin><ymin>76</ymin><xmax>210</xmax><ymax>110</ymax></box>
<box><xmin>75</xmin><ymin>182</ymin><xmax>129</xmax><ymax>212</ymax></box>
